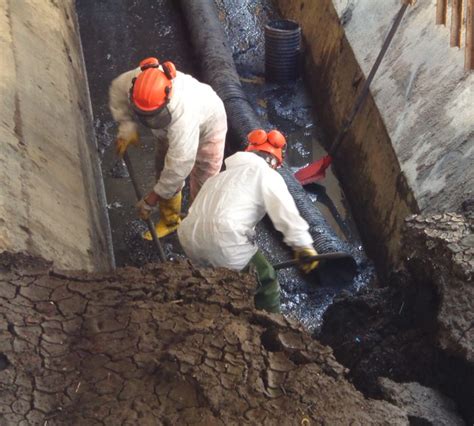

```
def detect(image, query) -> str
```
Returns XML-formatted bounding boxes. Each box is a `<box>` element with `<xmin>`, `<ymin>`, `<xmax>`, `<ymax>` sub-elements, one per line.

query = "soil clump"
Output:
<box><xmin>319</xmin><ymin>211</ymin><xmax>474</xmax><ymax>423</ymax></box>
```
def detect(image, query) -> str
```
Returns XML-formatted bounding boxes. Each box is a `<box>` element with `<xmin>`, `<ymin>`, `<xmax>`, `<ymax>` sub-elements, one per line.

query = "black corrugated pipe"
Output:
<box><xmin>178</xmin><ymin>0</ymin><xmax>357</xmax><ymax>276</ymax></box>
<box><xmin>265</xmin><ymin>19</ymin><xmax>301</xmax><ymax>83</ymax></box>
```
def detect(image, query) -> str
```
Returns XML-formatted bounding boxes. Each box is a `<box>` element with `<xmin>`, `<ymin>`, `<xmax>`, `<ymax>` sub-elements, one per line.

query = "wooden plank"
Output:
<box><xmin>466</xmin><ymin>0</ymin><xmax>474</xmax><ymax>70</ymax></box>
<box><xmin>436</xmin><ymin>0</ymin><xmax>448</xmax><ymax>25</ymax></box>
<box><xmin>451</xmin><ymin>0</ymin><xmax>463</xmax><ymax>47</ymax></box>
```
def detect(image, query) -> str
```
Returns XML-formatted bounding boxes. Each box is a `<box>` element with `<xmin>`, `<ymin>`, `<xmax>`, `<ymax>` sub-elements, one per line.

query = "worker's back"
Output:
<box><xmin>178</xmin><ymin>151</ymin><xmax>270</xmax><ymax>270</ymax></box>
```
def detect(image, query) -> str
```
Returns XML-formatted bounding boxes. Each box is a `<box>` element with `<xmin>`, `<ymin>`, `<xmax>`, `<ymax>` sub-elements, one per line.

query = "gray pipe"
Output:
<box><xmin>178</xmin><ymin>0</ymin><xmax>357</xmax><ymax>276</ymax></box>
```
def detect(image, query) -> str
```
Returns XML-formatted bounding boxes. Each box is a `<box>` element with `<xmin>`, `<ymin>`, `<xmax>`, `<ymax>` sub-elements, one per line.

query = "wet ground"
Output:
<box><xmin>76</xmin><ymin>0</ymin><xmax>196</xmax><ymax>265</ymax></box>
<box><xmin>238</xmin><ymin>76</ymin><xmax>371</xmax><ymax>329</ymax></box>
<box><xmin>76</xmin><ymin>0</ymin><xmax>373</xmax><ymax>331</ymax></box>
<box><xmin>318</xmin><ymin>210</ymin><xmax>474</xmax><ymax>423</ymax></box>
<box><xmin>0</xmin><ymin>251</ymin><xmax>409</xmax><ymax>425</ymax></box>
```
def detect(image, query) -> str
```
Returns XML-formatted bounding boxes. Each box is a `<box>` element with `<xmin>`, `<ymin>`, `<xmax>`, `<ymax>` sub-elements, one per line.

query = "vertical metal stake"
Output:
<box><xmin>123</xmin><ymin>152</ymin><xmax>167</xmax><ymax>263</ymax></box>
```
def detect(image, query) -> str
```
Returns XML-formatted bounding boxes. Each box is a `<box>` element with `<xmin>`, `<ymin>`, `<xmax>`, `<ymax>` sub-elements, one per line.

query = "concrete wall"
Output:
<box><xmin>0</xmin><ymin>0</ymin><xmax>114</xmax><ymax>271</ymax></box>
<box><xmin>274</xmin><ymin>0</ymin><xmax>473</xmax><ymax>273</ymax></box>
<box><xmin>332</xmin><ymin>0</ymin><xmax>473</xmax><ymax>212</ymax></box>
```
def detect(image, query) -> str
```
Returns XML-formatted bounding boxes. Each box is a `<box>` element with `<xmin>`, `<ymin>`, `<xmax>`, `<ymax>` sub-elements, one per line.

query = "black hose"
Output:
<box><xmin>179</xmin><ymin>0</ymin><xmax>357</xmax><ymax>276</ymax></box>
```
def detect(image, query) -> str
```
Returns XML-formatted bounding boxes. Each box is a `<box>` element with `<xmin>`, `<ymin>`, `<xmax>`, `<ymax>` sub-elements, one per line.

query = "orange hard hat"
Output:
<box><xmin>245</xmin><ymin>129</ymin><xmax>286</xmax><ymax>166</ymax></box>
<box><xmin>267</xmin><ymin>130</ymin><xmax>286</xmax><ymax>148</ymax></box>
<box><xmin>130</xmin><ymin>57</ymin><xmax>176</xmax><ymax>113</ymax></box>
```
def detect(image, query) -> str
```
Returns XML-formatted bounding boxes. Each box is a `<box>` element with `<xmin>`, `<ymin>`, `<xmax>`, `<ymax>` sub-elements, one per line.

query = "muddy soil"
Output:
<box><xmin>319</xmin><ymin>211</ymin><xmax>474</xmax><ymax>423</ymax></box>
<box><xmin>0</xmin><ymin>251</ymin><xmax>408</xmax><ymax>424</ymax></box>
<box><xmin>319</xmin><ymin>285</ymin><xmax>473</xmax><ymax>424</ymax></box>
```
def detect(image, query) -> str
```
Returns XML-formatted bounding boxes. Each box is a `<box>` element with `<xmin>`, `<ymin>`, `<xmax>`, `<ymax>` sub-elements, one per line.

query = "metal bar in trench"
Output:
<box><xmin>331</xmin><ymin>3</ymin><xmax>409</xmax><ymax>156</ymax></box>
<box><xmin>273</xmin><ymin>252</ymin><xmax>352</xmax><ymax>271</ymax></box>
<box><xmin>123</xmin><ymin>153</ymin><xmax>166</xmax><ymax>263</ymax></box>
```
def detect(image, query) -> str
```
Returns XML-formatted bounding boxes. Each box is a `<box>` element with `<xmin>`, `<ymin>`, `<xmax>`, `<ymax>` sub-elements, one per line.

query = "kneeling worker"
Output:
<box><xmin>177</xmin><ymin>129</ymin><xmax>319</xmax><ymax>313</ymax></box>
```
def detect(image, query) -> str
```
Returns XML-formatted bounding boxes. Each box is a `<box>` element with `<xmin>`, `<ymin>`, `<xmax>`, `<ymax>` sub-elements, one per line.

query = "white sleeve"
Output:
<box><xmin>108</xmin><ymin>69</ymin><xmax>139</xmax><ymax>140</ymax></box>
<box><xmin>153</xmin><ymin>115</ymin><xmax>200</xmax><ymax>199</ymax></box>
<box><xmin>262</xmin><ymin>170</ymin><xmax>314</xmax><ymax>249</ymax></box>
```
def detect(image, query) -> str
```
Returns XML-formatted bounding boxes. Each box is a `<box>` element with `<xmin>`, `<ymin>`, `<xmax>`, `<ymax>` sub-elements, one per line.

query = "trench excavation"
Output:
<box><xmin>0</xmin><ymin>0</ymin><xmax>472</xmax><ymax>424</ymax></box>
<box><xmin>76</xmin><ymin>0</ymin><xmax>369</xmax><ymax>331</ymax></box>
<box><xmin>74</xmin><ymin>0</ymin><xmax>472</xmax><ymax>422</ymax></box>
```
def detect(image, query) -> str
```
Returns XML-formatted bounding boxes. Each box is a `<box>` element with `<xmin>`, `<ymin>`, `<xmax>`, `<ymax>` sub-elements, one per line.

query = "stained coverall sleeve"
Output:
<box><xmin>108</xmin><ymin>69</ymin><xmax>139</xmax><ymax>140</ymax></box>
<box><xmin>153</xmin><ymin>116</ymin><xmax>200</xmax><ymax>199</ymax></box>
<box><xmin>261</xmin><ymin>170</ymin><xmax>313</xmax><ymax>249</ymax></box>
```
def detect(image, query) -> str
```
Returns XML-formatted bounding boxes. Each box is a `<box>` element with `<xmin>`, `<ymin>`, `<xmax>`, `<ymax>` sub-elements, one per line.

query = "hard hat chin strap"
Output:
<box><xmin>253</xmin><ymin>151</ymin><xmax>279</xmax><ymax>169</ymax></box>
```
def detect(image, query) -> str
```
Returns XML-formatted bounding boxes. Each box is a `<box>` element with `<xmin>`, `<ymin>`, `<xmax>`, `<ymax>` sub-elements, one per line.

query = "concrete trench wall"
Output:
<box><xmin>0</xmin><ymin>0</ymin><xmax>114</xmax><ymax>272</ymax></box>
<box><xmin>274</xmin><ymin>0</ymin><xmax>473</xmax><ymax>273</ymax></box>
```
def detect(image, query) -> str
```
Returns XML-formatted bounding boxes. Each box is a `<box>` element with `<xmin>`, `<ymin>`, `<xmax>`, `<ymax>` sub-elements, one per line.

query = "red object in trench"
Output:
<box><xmin>294</xmin><ymin>155</ymin><xmax>333</xmax><ymax>185</ymax></box>
<box><xmin>295</xmin><ymin>3</ymin><xmax>410</xmax><ymax>187</ymax></box>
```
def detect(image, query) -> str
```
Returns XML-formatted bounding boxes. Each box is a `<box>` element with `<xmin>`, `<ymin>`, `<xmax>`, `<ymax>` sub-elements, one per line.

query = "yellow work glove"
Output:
<box><xmin>143</xmin><ymin>191</ymin><xmax>182</xmax><ymax>240</ymax></box>
<box><xmin>294</xmin><ymin>247</ymin><xmax>319</xmax><ymax>274</ymax></box>
<box><xmin>115</xmin><ymin>130</ymin><xmax>139</xmax><ymax>158</ymax></box>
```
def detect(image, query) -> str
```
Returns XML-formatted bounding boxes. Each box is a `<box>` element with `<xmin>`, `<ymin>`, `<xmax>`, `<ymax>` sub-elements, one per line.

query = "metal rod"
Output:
<box><xmin>122</xmin><ymin>152</ymin><xmax>166</xmax><ymax>263</ymax></box>
<box><xmin>451</xmin><ymin>0</ymin><xmax>463</xmax><ymax>47</ymax></box>
<box><xmin>331</xmin><ymin>3</ymin><xmax>409</xmax><ymax>157</ymax></box>
<box><xmin>436</xmin><ymin>0</ymin><xmax>448</xmax><ymax>25</ymax></box>
<box><xmin>466</xmin><ymin>0</ymin><xmax>474</xmax><ymax>70</ymax></box>
<box><xmin>273</xmin><ymin>252</ymin><xmax>351</xmax><ymax>271</ymax></box>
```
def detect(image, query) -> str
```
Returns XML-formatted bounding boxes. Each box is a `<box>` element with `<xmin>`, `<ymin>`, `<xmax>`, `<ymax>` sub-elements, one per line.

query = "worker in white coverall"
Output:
<box><xmin>178</xmin><ymin>129</ymin><xmax>319</xmax><ymax>313</ymax></box>
<box><xmin>109</xmin><ymin>57</ymin><xmax>227</xmax><ymax>239</ymax></box>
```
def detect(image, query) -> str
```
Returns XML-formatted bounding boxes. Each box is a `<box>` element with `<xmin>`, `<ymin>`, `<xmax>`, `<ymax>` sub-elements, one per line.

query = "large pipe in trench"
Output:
<box><xmin>178</xmin><ymin>0</ymin><xmax>357</xmax><ymax>275</ymax></box>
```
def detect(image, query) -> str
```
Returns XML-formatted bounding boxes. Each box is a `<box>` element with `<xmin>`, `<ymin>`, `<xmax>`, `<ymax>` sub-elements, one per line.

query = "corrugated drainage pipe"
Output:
<box><xmin>265</xmin><ymin>19</ymin><xmax>301</xmax><ymax>83</ymax></box>
<box><xmin>178</xmin><ymin>0</ymin><xmax>357</xmax><ymax>277</ymax></box>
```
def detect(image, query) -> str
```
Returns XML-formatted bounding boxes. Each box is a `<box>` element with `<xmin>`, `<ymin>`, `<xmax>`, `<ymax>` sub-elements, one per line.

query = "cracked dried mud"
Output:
<box><xmin>0</xmin><ymin>252</ymin><xmax>408</xmax><ymax>425</ymax></box>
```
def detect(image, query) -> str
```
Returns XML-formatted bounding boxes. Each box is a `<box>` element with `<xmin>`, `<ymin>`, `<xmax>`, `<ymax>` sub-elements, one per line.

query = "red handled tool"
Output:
<box><xmin>294</xmin><ymin>2</ymin><xmax>411</xmax><ymax>185</ymax></box>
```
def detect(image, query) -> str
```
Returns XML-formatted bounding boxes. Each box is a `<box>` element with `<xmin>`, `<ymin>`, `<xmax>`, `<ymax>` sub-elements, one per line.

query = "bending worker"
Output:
<box><xmin>177</xmin><ymin>129</ymin><xmax>319</xmax><ymax>313</ymax></box>
<box><xmin>109</xmin><ymin>57</ymin><xmax>227</xmax><ymax>238</ymax></box>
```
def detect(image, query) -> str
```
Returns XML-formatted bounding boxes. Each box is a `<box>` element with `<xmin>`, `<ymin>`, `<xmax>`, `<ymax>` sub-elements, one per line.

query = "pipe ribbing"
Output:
<box><xmin>265</xmin><ymin>19</ymin><xmax>301</xmax><ymax>83</ymax></box>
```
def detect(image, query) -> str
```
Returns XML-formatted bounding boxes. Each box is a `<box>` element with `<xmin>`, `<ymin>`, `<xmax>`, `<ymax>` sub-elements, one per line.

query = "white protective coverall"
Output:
<box><xmin>109</xmin><ymin>68</ymin><xmax>227</xmax><ymax>200</ymax></box>
<box><xmin>177</xmin><ymin>151</ymin><xmax>314</xmax><ymax>270</ymax></box>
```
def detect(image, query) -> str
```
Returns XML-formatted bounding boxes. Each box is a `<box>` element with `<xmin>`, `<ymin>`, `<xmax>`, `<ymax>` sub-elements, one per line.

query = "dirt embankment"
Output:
<box><xmin>0</xmin><ymin>251</ymin><xmax>408</xmax><ymax>425</ymax></box>
<box><xmin>319</xmin><ymin>211</ymin><xmax>473</xmax><ymax>423</ymax></box>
